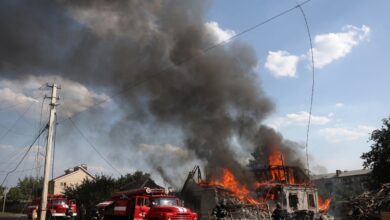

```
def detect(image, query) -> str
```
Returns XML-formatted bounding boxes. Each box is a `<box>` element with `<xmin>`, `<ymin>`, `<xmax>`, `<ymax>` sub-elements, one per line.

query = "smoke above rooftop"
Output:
<box><xmin>0</xmin><ymin>0</ymin><xmax>308</xmax><ymax>187</ymax></box>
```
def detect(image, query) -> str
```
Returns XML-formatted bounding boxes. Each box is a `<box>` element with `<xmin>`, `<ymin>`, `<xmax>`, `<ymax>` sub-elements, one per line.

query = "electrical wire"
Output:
<box><xmin>50</xmin><ymin>0</ymin><xmax>314</xmax><ymax>180</ymax></box>
<box><xmin>0</xmin><ymin>102</ymin><xmax>35</xmax><ymax>143</ymax></box>
<box><xmin>52</xmin><ymin>113</ymin><xmax>57</xmax><ymax>179</ymax></box>
<box><xmin>58</xmin><ymin>0</ymin><xmax>313</xmax><ymax>124</ymax></box>
<box><xmin>36</xmin><ymin>97</ymin><xmax>47</xmax><ymax>179</ymax></box>
<box><xmin>295</xmin><ymin>1</ymin><xmax>315</xmax><ymax>178</ymax></box>
<box><xmin>0</xmin><ymin>124</ymin><xmax>48</xmax><ymax>188</ymax></box>
<box><xmin>67</xmin><ymin>117</ymin><xmax>122</xmax><ymax>176</ymax></box>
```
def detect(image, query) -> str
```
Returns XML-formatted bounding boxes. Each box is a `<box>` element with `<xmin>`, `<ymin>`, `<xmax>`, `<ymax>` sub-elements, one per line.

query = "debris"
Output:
<box><xmin>346</xmin><ymin>183</ymin><xmax>390</xmax><ymax>219</ymax></box>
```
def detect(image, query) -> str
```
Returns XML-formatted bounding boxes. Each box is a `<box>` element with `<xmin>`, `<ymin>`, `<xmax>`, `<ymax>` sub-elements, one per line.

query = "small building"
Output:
<box><xmin>49</xmin><ymin>164</ymin><xmax>95</xmax><ymax>194</ymax></box>
<box><xmin>312</xmin><ymin>169</ymin><xmax>372</xmax><ymax>197</ymax></box>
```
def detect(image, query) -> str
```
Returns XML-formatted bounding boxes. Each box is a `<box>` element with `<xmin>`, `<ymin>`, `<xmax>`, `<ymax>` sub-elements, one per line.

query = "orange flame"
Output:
<box><xmin>208</xmin><ymin>169</ymin><xmax>259</xmax><ymax>204</ymax></box>
<box><xmin>318</xmin><ymin>196</ymin><xmax>332</xmax><ymax>211</ymax></box>
<box><xmin>268</xmin><ymin>146</ymin><xmax>283</xmax><ymax>166</ymax></box>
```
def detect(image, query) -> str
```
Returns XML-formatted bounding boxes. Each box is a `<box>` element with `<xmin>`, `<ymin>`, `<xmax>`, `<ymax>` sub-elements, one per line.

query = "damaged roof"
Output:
<box><xmin>312</xmin><ymin>169</ymin><xmax>372</xmax><ymax>180</ymax></box>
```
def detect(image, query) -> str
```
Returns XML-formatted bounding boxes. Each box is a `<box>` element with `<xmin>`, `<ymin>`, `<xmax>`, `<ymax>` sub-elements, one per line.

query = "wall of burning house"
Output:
<box><xmin>181</xmin><ymin>165</ymin><xmax>333</xmax><ymax>220</ymax></box>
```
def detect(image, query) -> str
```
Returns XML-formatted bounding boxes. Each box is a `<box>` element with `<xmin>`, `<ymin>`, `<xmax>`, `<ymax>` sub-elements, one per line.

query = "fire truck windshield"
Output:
<box><xmin>50</xmin><ymin>200</ymin><xmax>66</xmax><ymax>205</ymax></box>
<box><xmin>151</xmin><ymin>198</ymin><xmax>177</xmax><ymax>206</ymax></box>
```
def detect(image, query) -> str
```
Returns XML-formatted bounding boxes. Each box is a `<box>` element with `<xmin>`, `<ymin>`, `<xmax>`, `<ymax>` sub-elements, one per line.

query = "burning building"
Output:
<box><xmin>181</xmin><ymin>146</ymin><xmax>333</xmax><ymax>220</ymax></box>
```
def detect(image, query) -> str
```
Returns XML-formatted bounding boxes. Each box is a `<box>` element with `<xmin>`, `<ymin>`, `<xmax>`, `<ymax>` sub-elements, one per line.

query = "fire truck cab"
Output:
<box><xmin>97</xmin><ymin>187</ymin><xmax>198</xmax><ymax>220</ymax></box>
<box><xmin>28</xmin><ymin>194</ymin><xmax>77</xmax><ymax>220</ymax></box>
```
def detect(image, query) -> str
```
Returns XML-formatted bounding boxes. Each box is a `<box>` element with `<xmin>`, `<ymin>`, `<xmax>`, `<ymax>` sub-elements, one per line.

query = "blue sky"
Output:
<box><xmin>206</xmin><ymin>0</ymin><xmax>389</xmax><ymax>172</ymax></box>
<box><xmin>1</xmin><ymin>0</ymin><xmax>389</xmax><ymax>188</ymax></box>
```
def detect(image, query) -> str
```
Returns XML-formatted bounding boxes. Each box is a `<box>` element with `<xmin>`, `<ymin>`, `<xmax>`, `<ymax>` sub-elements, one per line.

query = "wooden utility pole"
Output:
<box><xmin>40</xmin><ymin>84</ymin><xmax>59</xmax><ymax>220</ymax></box>
<box><xmin>2</xmin><ymin>188</ymin><xmax>7</xmax><ymax>213</ymax></box>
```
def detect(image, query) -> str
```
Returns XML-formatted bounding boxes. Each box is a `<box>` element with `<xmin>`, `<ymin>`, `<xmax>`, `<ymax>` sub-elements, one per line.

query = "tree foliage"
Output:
<box><xmin>63</xmin><ymin>171</ymin><xmax>151</xmax><ymax>218</ymax></box>
<box><xmin>7</xmin><ymin>176</ymin><xmax>42</xmax><ymax>201</ymax></box>
<box><xmin>361</xmin><ymin>116</ymin><xmax>390</xmax><ymax>186</ymax></box>
<box><xmin>0</xmin><ymin>186</ymin><xmax>4</xmax><ymax>196</ymax></box>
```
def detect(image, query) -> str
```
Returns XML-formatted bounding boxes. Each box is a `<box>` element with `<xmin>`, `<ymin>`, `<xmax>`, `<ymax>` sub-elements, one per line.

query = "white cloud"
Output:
<box><xmin>264</xmin><ymin>50</ymin><xmax>300</xmax><ymax>77</ymax></box>
<box><xmin>319</xmin><ymin>125</ymin><xmax>375</xmax><ymax>142</ymax></box>
<box><xmin>204</xmin><ymin>21</ymin><xmax>235</xmax><ymax>44</ymax></box>
<box><xmin>263</xmin><ymin>25</ymin><xmax>370</xmax><ymax>76</ymax></box>
<box><xmin>0</xmin><ymin>88</ymin><xmax>39</xmax><ymax>110</ymax></box>
<box><xmin>60</xmin><ymin>79</ymin><xmax>109</xmax><ymax>117</ymax></box>
<box><xmin>268</xmin><ymin>111</ymin><xmax>330</xmax><ymax>129</ymax></box>
<box><xmin>310</xmin><ymin>25</ymin><xmax>370</xmax><ymax>68</ymax></box>
<box><xmin>0</xmin><ymin>76</ymin><xmax>109</xmax><ymax>119</ymax></box>
<box><xmin>335</xmin><ymin>103</ymin><xmax>344</xmax><ymax>107</ymax></box>
<box><xmin>0</xmin><ymin>144</ymin><xmax>14</xmax><ymax>151</ymax></box>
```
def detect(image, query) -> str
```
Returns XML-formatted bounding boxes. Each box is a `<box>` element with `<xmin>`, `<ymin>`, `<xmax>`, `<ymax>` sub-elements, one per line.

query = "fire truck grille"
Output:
<box><xmin>174</xmin><ymin>213</ymin><xmax>191</xmax><ymax>220</ymax></box>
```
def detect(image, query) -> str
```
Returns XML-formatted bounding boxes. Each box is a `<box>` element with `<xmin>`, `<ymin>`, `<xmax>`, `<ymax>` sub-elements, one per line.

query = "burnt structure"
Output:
<box><xmin>181</xmin><ymin>166</ymin><xmax>333</xmax><ymax>220</ymax></box>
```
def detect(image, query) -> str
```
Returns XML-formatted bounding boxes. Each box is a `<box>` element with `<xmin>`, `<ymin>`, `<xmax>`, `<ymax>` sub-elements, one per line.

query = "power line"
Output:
<box><xmin>0</xmin><ymin>166</ymin><xmax>44</xmax><ymax>174</ymax></box>
<box><xmin>0</xmin><ymin>124</ymin><xmax>48</xmax><ymax>188</ymax></box>
<box><xmin>54</xmin><ymin>1</ymin><xmax>314</xmax><ymax>178</ymax></box>
<box><xmin>67</xmin><ymin>117</ymin><xmax>122</xmax><ymax>176</ymax></box>
<box><xmin>204</xmin><ymin>0</ymin><xmax>312</xmax><ymax>53</ymax></box>
<box><xmin>58</xmin><ymin>0</ymin><xmax>313</xmax><ymax>123</ymax></box>
<box><xmin>36</xmin><ymin>97</ymin><xmax>47</xmax><ymax>179</ymax></box>
<box><xmin>296</xmin><ymin>1</ymin><xmax>315</xmax><ymax>177</ymax></box>
<box><xmin>52</xmin><ymin>114</ymin><xmax>57</xmax><ymax>179</ymax></box>
<box><xmin>0</xmin><ymin>102</ymin><xmax>35</xmax><ymax>143</ymax></box>
<box><xmin>0</xmin><ymin>85</ymin><xmax>46</xmax><ymax>113</ymax></box>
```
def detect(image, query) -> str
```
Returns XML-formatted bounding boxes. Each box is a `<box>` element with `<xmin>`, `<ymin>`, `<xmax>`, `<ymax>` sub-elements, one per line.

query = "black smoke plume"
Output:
<box><xmin>0</xmin><ymin>0</ymin><xmax>307</xmax><ymax>186</ymax></box>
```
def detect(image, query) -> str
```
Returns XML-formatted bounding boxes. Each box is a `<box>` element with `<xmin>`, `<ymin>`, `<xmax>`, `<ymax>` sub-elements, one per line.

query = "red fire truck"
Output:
<box><xmin>96</xmin><ymin>187</ymin><xmax>197</xmax><ymax>220</ymax></box>
<box><xmin>28</xmin><ymin>194</ymin><xmax>77</xmax><ymax>220</ymax></box>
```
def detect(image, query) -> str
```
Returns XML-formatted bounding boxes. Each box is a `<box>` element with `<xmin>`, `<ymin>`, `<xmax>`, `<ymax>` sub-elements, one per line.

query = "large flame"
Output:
<box><xmin>208</xmin><ymin>169</ymin><xmax>259</xmax><ymax>204</ymax></box>
<box><xmin>268</xmin><ymin>145</ymin><xmax>283</xmax><ymax>166</ymax></box>
<box><xmin>266</xmin><ymin>146</ymin><xmax>296</xmax><ymax>184</ymax></box>
<box><xmin>318</xmin><ymin>196</ymin><xmax>332</xmax><ymax>212</ymax></box>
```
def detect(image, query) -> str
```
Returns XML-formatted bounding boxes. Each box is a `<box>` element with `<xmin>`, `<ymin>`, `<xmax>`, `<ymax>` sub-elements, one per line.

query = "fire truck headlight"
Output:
<box><xmin>167</xmin><ymin>217</ymin><xmax>171</xmax><ymax>220</ymax></box>
<box><xmin>193</xmin><ymin>218</ymin><xmax>197</xmax><ymax>220</ymax></box>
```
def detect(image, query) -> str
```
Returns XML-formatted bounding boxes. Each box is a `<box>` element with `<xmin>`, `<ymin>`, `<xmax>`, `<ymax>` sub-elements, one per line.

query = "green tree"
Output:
<box><xmin>63</xmin><ymin>171</ymin><xmax>152</xmax><ymax>218</ymax></box>
<box><xmin>0</xmin><ymin>186</ymin><xmax>4</xmax><ymax>196</ymax></box>
<box><xmin>6</xmin><ymin>176</ymin><xmax>42</xmax><ymax>201</ymax></box>
<box><xmin>116</xmin><ymin>171</ymin><xmax>151</xmax><ymax>190</ymax></box>
<box><xmin>64</xmin><ymin>175</ymin><xmax>117</xmax><ymax>218</ymax></box>
<box><xmin>361</xmin><ymin>116</ymin><xmax>390</xmax><ymax>187</ymax></box>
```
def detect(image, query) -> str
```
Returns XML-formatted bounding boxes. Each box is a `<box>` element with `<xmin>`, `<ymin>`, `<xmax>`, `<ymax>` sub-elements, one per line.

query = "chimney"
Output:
<box><xmin>65</xmin><ymin>168</ymin><xmax>74</xmax><ymax>174</ymax></box>
<box><xmin>336</xmin><ymin>170</ymin><xmax>342</xmax><ymax>177</ymax></box>
<box><xmin>81</xmin><ymin>164</ymin><xmax>87</xmax><ymax>170</ymax></box>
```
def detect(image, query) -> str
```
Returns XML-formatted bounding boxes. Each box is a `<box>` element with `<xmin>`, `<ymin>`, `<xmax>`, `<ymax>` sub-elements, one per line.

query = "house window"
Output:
<box><xmin>288</xmin><ymin>194</ymin><xmax>298</xmax><ymax>210</ymax></box>
<box><xmin>60</xmin><ymin>182</ymin><xmax>67</xmax><ymax>186</ymax></box>
<box><xmin>307</xmin><ymin>194</ymin><xmax>315</xmax><ymax>208</ymax></box>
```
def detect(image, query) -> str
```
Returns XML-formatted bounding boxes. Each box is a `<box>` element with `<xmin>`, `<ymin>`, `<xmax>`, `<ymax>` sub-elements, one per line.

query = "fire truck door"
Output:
<box><xmin>134</xmin><ymin>196</ymin><xmax>150</xmax><ymax>220</ymax></box>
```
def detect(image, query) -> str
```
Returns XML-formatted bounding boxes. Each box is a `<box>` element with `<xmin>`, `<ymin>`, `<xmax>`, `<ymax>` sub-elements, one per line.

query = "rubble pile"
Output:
<box><xmin>212</xmin><ymin>201</ymin><xmax>271</xmax><ymax>220</ymax></box>
<box><xmin>209</xmin><ymin>187</ymin><xmax>270</xmax><ymax>219</ymax></box>
<box><xmin>346</xmin><ymin>183</ymin><xmax>390</xmax><ymax>219</ymax></box>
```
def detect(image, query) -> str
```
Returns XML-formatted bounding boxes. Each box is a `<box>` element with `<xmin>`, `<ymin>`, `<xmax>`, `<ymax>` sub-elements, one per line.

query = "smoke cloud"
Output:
<box><xmin>0</xmin><ymin>0</ymin><xmax>307</xmax><ymax>187</ymax></box>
